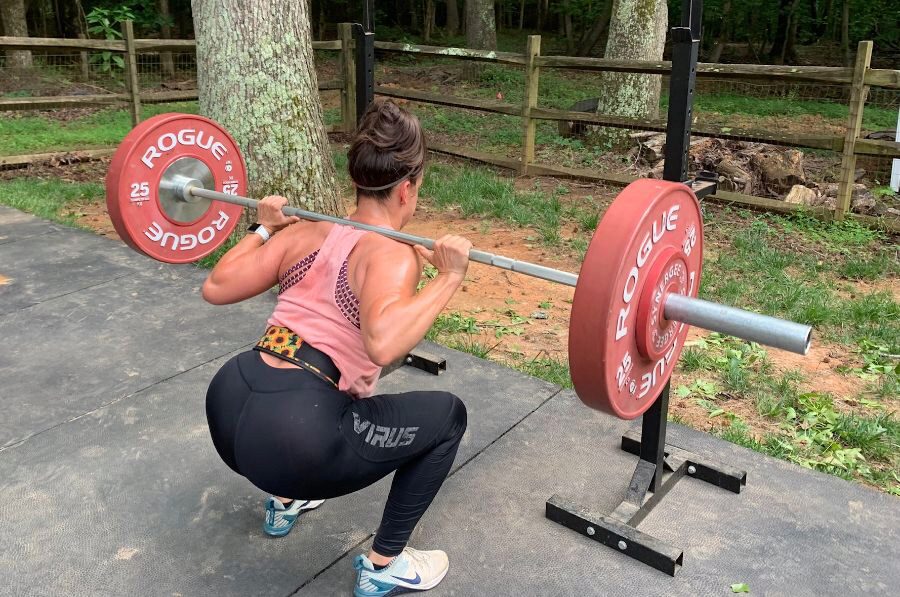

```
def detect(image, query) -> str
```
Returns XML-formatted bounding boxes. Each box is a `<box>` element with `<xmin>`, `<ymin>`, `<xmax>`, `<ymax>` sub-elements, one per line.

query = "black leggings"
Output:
<box><xmin>205</xmin><ymin>350</ymin><xmax>467</xmax><ymax>557</ymax></box>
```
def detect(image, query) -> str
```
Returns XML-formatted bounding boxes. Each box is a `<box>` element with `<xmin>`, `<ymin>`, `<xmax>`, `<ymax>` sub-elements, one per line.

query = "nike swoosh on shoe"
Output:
<box><xmin>390</xmin><ymin>572</ymin><xmax>421</xmax><ymax>585</ymax></box>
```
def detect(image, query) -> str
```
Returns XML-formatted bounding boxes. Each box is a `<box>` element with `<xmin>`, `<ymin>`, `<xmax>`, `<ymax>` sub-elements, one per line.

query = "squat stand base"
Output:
<box><xmin>546</xmin><ymin>423</ymin><xmax>746</xmax><ymax>576</ymax></box>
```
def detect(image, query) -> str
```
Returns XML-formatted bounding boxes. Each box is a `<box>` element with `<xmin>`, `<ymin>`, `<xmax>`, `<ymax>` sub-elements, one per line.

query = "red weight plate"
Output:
<box><xmin>105</xmin><ymin>113</ymin><xmax>247</xmax><ymax>263</ymax></box>
<box><xmin>569</xmin><ymin>179</ymin><xmax>703</xmax><ymax>419</ymax></box>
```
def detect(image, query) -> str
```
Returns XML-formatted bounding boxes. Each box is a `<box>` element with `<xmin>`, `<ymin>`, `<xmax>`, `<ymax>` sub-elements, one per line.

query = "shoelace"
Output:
<box><xmin>403</xmin><ymin>548</ymin><xmax>429</xmax><ymax>565</ymax></box>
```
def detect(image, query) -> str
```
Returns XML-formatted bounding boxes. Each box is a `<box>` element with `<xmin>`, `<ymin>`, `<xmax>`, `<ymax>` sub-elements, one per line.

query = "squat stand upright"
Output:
<box><xmin>545</xmin><ymin>0</ymin><xmax>747</xmax><ymax>576</ymax></box>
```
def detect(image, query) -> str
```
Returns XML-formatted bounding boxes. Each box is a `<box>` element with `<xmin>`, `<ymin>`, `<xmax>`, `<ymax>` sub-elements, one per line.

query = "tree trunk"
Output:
<box><xmin>191</xmin><ymin>0</ymin><xmax>339</xmax><ymax>218</ymax></box>
<box><xmin>518</xmin><ymin>0</ymin><xmax>524</xmax><ymax>30</ymax></box>
<box><xmin>408</xmin><ymin>0</ymin><xmax>420</xmax><ymax>32</ymax></box>
<box><xmin>425</xmin><ymin>0</ymin><xmax>436</xmax><ymax>42</ymax></box>
<box><xmin>159</xmin><ymin>0</ymin><xmax>176</xmax><ymax>78</ymax></box>
<box><xmin>575</xmin><ymin>0</ymin><xmax>612</xmax><ymax>56</ymax></box>
<box><xmin>537</xmin><ymin>0</ymin><xmax>549</xmax><ymax>31</ymax></box>
<box><xmin>783</xmin><ymin>0</ymin><xmax>800</xmax><ymax>64</ymax></box>
<box><xmin>447</xmin><ymin>0</ymin><xmax>460</xmax><ymax>36</ymax></box>
<box><xmin>563</xmin><ymin>1</ymin><xmax>574</xmax><ymax>54</ymax></box>
<box><xmin>840</xmin><ymin>0</ymin><xmax>850</xmax><ymax>66</ymax></box>
<box><xmin>0</xmin><ymin>0</ymin><xmax>32</xmax><ymax>68</ymax></box>
<box><xmin>466</xmin><ymin>0</ymin><xmax>496</xmax><ymax>49</ymax></box>
<box><xmin>708</xmin><ymin>0</ymin><xmax>731</xmax><ymax>63</ymax></box>
<box><xmin>594</xmin><ymin>0</ymin><xmax>667</xmax><ymax>138</ymax></box>
<box><xmin>769</xmin><ymin>0</ymin><xmax>800</xmax><ymax>64</ymax></box>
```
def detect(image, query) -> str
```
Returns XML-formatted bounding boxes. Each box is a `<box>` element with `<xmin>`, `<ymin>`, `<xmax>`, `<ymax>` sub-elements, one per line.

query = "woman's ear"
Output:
<box><xmin>396</xmin><ymin>179</ymin><xmax>413</xmax><ymax>205</ymax></box>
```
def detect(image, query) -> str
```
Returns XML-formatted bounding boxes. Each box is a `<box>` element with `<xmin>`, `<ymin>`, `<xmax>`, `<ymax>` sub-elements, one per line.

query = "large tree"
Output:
<box><xmin>594</xmin><ymin>0</ymin><xmax>667</xmax><ymax>131</ymax></box>
<box><xmin>191</xmin><ymin>0</ymin><xmax>339</xmax><ymax>217</ymax></box>
<box><xmin>466</xmin><ymin>0</ymin><xmax>497</xmax><ymax>50</ymax></box>
<box><xmin>0</xmin><ymin>0</ymin><xmax>32</xmax><ymax>68</ymax></box>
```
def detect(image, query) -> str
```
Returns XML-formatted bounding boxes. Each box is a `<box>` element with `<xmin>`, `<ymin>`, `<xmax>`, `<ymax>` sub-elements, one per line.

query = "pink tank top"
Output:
<box><xmin>268</xmin><ymin>224</ymin><xmax>381</xmax><ymax>397</ymax></box>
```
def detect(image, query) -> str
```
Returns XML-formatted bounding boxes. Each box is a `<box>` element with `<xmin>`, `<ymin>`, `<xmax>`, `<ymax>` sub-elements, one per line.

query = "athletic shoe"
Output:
<box><xmin>353</xmin><ymin>547</ymin><xmax>449</xmax><ymax>596</ymax></box>
<box><xmin>263</xmin><ymin>497</ymin><xmax>325</xmax><ymax>537</ymax></box>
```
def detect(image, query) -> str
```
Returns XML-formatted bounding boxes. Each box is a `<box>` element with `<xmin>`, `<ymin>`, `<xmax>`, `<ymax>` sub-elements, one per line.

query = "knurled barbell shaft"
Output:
<box><xmin>189</xmin><ymin>186</ymin><xmax>581</xmax><ymax>286</ymax></box>
<box><xmin>187</xmin><ymin>185</ymin><xmax>812</xmax><ymax>356</ymax></box>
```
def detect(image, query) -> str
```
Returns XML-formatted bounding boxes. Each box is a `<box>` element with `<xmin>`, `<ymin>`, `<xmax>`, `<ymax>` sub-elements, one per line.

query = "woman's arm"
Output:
<box><xmin>357</xmin><ymin>235</ymin><xmax>471</xmax><ymax>366</ymax></box>
<box><xmin>201</xmin><ymin>196</ymin><xmax>300</xmax><ymax>305</ymax></box>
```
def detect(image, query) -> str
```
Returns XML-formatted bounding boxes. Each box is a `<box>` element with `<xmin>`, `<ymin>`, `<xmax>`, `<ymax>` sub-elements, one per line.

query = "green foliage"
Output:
<box><xmin>426</xmin><ymin>312</ymin><xmax>480</xmax><ymax>339</ymax></box>
<box><xmin>86</xmin><ymin>5</ymin><xmax>135</xmax><ymax>72</ymax></box>
<box><xmin>674</xmin><ymin>329</ymin><xmax>898</xmax><ymax>492</ymax></box>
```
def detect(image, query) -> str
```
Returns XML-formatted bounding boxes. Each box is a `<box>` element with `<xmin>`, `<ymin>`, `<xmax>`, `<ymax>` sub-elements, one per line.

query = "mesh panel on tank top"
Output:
<box><xmin>335</xmin><ymin>260</ymin><xmax>361</xmax><ymax>329</ymax></box>
<box><xmin>279</xmin><ymin>250</ymin><xmax>319</xmax><ymax>294</ymax></box>
<box><xmin>279</xmin><ymin>250</ymin><xmax>360</xmax><ymax>329</ymax></box>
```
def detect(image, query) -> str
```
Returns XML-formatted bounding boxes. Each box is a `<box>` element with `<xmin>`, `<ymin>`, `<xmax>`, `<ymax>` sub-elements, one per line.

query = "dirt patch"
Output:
<box><xmin>0</xmin><ymin>157</ymin><xmax>111</xmax><ymax>181</ymax></box>
<box><xmin>406</xmin><ymin>208</ymin><xmax>578</xmax><ymax>362</ymax></box>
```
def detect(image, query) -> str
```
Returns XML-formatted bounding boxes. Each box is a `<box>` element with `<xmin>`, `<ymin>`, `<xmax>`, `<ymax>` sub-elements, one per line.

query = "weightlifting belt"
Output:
<box><xmin>254</xmin><ymin>325</ymin><xmax>341</xmax><ymax>388</ymax></box>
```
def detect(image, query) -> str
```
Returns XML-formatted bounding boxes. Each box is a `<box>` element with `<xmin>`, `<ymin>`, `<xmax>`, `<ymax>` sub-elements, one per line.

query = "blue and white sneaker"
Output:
<box><xmin>263</xmin><ymin>497</ymin><xmax>325</xmax><ymax>537</ymax></box>
<box><xmin>353</xmin><ymin>547</ymin><xmax>449</xmax><ymax>596</ymax></box>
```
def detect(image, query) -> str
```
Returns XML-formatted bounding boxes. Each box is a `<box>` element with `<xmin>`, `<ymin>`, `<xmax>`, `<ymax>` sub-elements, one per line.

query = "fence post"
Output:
<box><xmin>78</xmin><ymin>34</ymin><xmax>90</xmax><ymax>80</ymax></box>
<box><xmin>121</xmin><ymin>20</ymin><xmax>142</xmax><ymax>128</ymax></box>
<box><xmin>835</xmin><ymin>40</ymin><xmax>873</xmax><ymax>220</ymax></box>
<box><xmin>339</xmin><ymin>23</ymin><xmax>357</xmax><ymax>133</ymax></box>
<box><xmin>521</xmin><ymin>35</ymin><xmax>541</xmax><ymax>175</ymax></box>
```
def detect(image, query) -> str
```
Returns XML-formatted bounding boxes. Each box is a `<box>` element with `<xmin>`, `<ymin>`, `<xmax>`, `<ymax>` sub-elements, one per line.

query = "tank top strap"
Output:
<box><xmin>312</xmin><ymin>223</ymin><xmax>368</xmax><ymax>282</ymax></box>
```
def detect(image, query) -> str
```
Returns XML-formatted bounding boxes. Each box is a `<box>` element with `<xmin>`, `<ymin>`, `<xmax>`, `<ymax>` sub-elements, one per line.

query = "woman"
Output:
<box><xmin>202</xmin><ymin>99</ymin><xmax>470</xmax><ymax>596</ymax></box>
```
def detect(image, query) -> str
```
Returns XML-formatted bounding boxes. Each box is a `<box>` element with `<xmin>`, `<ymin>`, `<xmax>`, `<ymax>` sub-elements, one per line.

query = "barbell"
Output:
<box><xmin>105</xmin><ymin>113</ymin><xmax>812</xmax><ymax>420</ymax></box>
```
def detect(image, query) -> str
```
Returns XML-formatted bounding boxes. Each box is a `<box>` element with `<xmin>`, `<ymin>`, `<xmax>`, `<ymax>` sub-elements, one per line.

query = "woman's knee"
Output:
<box><xmin>441</xmin><ymin>392</ymin><xmax>467</xmax><ymax>438</ymax></box>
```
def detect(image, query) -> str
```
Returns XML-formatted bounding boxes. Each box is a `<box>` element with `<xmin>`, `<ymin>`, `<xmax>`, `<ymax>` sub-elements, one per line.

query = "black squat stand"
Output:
<box><xmin>546</xmin><ymin>384</ymin><xmax>746</xmax><ymax>575</ymax></box>
<box><xmin>353</xmin><ymin>1</ymin><xmax>376</xmax><ymax>125</ymax></box>
<box><xmin>546</xmin><ymin>0</ymin><xmax>746</xmax><ymax>576</ymax></box>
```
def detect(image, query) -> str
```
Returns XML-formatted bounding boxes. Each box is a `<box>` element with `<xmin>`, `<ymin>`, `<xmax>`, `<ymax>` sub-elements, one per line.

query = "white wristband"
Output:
<box><xmin>251</xmin><ymin>225</ymin><xmax>271</xmax><ymax>243</ymax></box>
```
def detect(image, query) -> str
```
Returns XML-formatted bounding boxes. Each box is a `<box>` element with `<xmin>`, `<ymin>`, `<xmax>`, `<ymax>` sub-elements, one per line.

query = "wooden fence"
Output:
<box><xmin>2</xmin><ymin>25</ymin><xmax>899</xmax><ymax>228</ymax></box>
<box><xmin>371</xmin><ymin>37</ymin><xmax>900</xmax><ymax>227</ymax></box>
<box><xmin>0</xmin><ymin>25</ymin><xmax>347</xmax><ymax>131</ymax></box>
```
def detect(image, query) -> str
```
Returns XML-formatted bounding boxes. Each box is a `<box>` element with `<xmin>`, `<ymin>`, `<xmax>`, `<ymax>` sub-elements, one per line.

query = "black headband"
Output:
<box><xmin>353</xmin><ymin>171</ymin><xmax>412</xmax><ymax>192</ymax></box>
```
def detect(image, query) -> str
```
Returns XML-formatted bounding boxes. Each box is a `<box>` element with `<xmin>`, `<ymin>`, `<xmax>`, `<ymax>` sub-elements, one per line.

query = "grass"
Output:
<box><xmin>0</xmin><ymin>102</ymin><xmax>340</xmax><ymax>157</ymax></box>
<box><xmin>0</xmin><ymin>102</ymin><xmax>200</xmax><ymax>156</ymax></box>
<box><xmin>421</xmin><ymin>163</ymin><xmax>563</xmax><ymax>243</ymax></box>
<box><xmin>700</xmin><ymin>213</ymin><xmax>899</xmax><ymax>351</ymax></box>
<box><xmin>0</xmin><ymin>178</ymin><xmax>104</xmax><ymax>222</ymax></box>
<box><xmin>674</xmin><ymin>334</ymin><xmax>899</xmax><ymax>493</ymax></box>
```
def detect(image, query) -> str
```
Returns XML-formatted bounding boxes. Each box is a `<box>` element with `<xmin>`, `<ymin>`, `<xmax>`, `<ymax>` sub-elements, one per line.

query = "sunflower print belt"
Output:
<box><xmin>254</xmin><ymin>325</ymin><xmax>341</xmax><ymax>388</ymax></box>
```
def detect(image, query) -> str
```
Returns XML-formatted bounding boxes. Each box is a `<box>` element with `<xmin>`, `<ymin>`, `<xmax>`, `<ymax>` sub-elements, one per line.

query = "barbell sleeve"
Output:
<box><xmin>664</xmin><ymin>293</ymin><xmax>812</xmax><ymax>355</ymax></box>
<box><xmin>187</xmin><ymin>185</ymin><xmax>811</xmax><ymax>355</ymax></box>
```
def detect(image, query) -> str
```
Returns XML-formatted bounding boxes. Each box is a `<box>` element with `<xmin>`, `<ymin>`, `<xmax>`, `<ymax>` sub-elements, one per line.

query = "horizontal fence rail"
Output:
<box><xmin>535</xmin><ymin>56</ymin><xmax>900</xmax><ymax>89</ymax></box>
<box><xmin>0</xmin><ymin>36</ymin><xmax>341</xmax><ymax>52</ymax></box>
<box><xmin>373</xmin><ymin>41</ymin><xmax>527</xmax><ymax>65</ymax></box>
